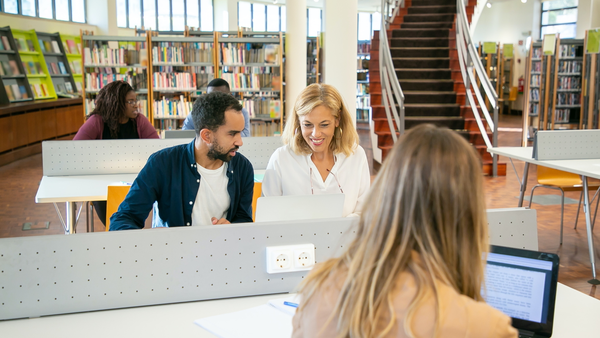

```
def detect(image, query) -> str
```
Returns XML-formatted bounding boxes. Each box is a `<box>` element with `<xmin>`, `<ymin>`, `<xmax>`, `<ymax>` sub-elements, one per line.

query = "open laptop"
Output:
<box><xmin>484</xmin><ymin>245</ymin><xmax>560</xmax><ymax>338</ymax></box>
<box><xmin>254</xmin><ymin>194</ymin><xmax>345</xmax><ymax>222</ymax></box>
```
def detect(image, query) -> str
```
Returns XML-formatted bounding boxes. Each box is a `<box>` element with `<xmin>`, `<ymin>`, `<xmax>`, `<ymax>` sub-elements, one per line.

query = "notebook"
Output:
<box><xmin>484</xmin><ymin>245</ymin><xmax>560</xmax><ymax>338</ymax></box>
<box><xmin>255</xmin><ymin>194</ymin><xmax>345</xmax><ymax>222</ymax></box>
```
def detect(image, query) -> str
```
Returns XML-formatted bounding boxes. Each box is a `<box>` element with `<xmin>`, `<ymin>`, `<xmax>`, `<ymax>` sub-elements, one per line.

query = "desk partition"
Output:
<box><xmin>0</xmin><ymin>208</ymin><xmax>536</xmax><ymax>320</ymax></box>
<box><xmin>534</xmin><ymin>130</ymin><xmax>600</xmax><ymax>160</ymax></box>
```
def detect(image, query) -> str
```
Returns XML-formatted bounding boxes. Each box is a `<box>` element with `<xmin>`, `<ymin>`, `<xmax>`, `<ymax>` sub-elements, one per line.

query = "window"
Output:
<box><xmin>0</xmin><ymin>0</ymin><xmax>85</xmax><ymax>22</ymax></box>
<box><xmin>117</xmin><ymin>0</ymin><xmax>214</xmax><ymax>32</ymax></box>
<box><xmin>307</xmin><ymin>8</ymin><xmax>321</xmax><ymax>37</ymax></box>
<box><xmin>238</xmin><ymin>2</ymin><xmax>285</xmax><ymax>32</ymax></box>
<box><xmin>266</xmin><ymin>5</ymin><xmax>280</xmax><ymax>32</ymax></box>
<box><xmin>253</xmin><ymin>3</ymin><xmax>266</xmax><ymax>32</ymax></box>
<box><xmin>357</xmin><ymin>12</ymin><xmax>371</xmax><ymax>41</ymax></box>
<box><xmin>541</xmin><ymin>0</ymin><xmax>578</xmax><ymax>39</ymax></box>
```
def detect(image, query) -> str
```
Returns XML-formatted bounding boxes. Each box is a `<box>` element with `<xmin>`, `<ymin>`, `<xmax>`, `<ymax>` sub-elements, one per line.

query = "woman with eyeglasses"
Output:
<box><xmin>74</xmin><ymin>80</ymin><xmax>158</xmax><ymax>226</ymax></box>
<box><xmin>291</xmin><ymin>124</ymin><xmax>517</xmax><ymax>338</ymax></box>
<box><xmin>262</xmin><ymin>84</ymin><xmax>370</xmax><ymax>217</ymax></box>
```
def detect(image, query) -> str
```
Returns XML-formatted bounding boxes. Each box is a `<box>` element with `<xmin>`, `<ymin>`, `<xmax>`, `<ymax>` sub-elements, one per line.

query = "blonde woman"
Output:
<box><xmin>292</xmin><ymin>124</ymin><xmax>518</xmax><ymax>338</ymax></box>
<box><xmin>262</xmin><ymin>84</ymin><xmax>370</xmax><ymax>217</ymax></box>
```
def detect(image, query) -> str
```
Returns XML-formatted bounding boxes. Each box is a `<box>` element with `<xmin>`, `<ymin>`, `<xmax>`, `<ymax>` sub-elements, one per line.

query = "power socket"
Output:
<box><xmin>266</xmin><ymin>244</ymin><xmax>315</xmax><ymax>274</ymax></box>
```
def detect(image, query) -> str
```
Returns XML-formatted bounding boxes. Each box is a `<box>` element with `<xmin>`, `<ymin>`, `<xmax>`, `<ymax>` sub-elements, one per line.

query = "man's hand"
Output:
<box><xmin>211</xmin><ymin>217</ymin><xmax>230</xmax><ymax>225</ymax></box>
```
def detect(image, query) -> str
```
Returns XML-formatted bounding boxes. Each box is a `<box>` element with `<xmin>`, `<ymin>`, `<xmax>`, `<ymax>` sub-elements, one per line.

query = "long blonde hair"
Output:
<box><xmin>282</xmin><ymin>83</ymin><xmax>359</xmax><ymax>156</ymax></box>
<box><xmin>297</xmin><ymin>124</ymin><xmax>488</xmax><ymax>337</ymax></box>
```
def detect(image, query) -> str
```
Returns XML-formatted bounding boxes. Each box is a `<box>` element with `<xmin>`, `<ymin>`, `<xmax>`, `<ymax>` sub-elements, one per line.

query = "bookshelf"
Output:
<box><xmin>499</xmin><ymin>44</ymin><xmax>515</xmax><ymax>115</ymax></box>
<box><xmin>0</xmin><ymin>27</ymin><xmax>34</xmax><ymax>103</ymax></box>
<box><xmin>549</xmin><ymin>38</ymin><xmax>584</xmax><ymax>129</ymax></box>
<box><xmin>149</xmin><ymin>34</ymin><xmax>216</xmax><ymax>132</ymax></box>
<box><xmin>81</xmin><ymin>34</ymin><xmax>150</xmax><ymax>121</ymax></box>
<box><xmin>59</xmin><ymin>33</ymin><xmax>83</xmax><ymax>95</ymax></box>
<box><xmin>582</xmin><ymin>31</ymin><xmax>599</xmax><ymax>129</ymax></box>
<box><xmin>217</xmin><ymin>34</ymin><xmax>284</xmax><ymax>137</ymax></box>
<box><xmin>307</xmin><ymin>37</ymin><xmax>321</xmax><ymax>85</ymax></box>
<box><xmin>11</xmin><ymin>28</ymin><xmax>56</xmax><ymax>100</ymax></box>
<box><xmin>36</xmin><ymin>32</ymin><xmax>78</xmax><ymax>98</ymax></box>
<box><xmin>522</xmin><ymin>41</ymin><xmax>543</xmax><ymax>144</ymax></box>
<box><xmin>357</xmin><ymin>41</ymin><xmax>370</xmax><ymax>123</ymax></box>
<box><xmin>478</xmin><ymin>42</ymin><xmax>501</xmax><ymax>110</ymax></box>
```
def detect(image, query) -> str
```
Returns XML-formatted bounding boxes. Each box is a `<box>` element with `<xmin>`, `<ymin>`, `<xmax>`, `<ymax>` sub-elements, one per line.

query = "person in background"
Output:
<box><xmin>292</xmin><ymin>124</ymin><xmax>518</xmax><ymax>338</ymax></box>
<box><xmin>109</xmin><ymin>91</ymin><xmax>254</xmax><ymax>230</ymax></box>
<box><xmin>73</xmin><ymin>80</ymin><xmax>158</xmax><ymax>226</ymax></box>
<box><xmin>182</xmin><ymin>78</ymin><xmax>250</xmax><ymax>137</ymax></box>
<box><xmin>261</xmin><ymin>83</ymin><xmax>370</xmax><ymax>217</ymax></box>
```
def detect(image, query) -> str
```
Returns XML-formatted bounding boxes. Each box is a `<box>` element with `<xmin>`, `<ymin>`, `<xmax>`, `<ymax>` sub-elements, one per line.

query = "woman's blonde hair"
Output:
<box><xmin>282</xmin><ymin>84</ymin><xmax>359</xmax><ymax>156</ymax></box>
<box><xmin>297</xmin><ymin>124</ymin><xmax>488</xmax><ymax>337</ymax></box>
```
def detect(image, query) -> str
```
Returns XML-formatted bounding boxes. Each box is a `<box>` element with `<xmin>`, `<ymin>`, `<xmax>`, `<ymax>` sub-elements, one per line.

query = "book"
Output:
<box><xmin>40</xmin><ymin>83</ymin><xmax>49</xmax><ymax>97</ymax></box>
<box><xmin>43</xmin><ymin>41</ymin><xmax>53</xmax><ymax>53</ymax></box>
<box><xmin>34</xmin><ymin>84</ymin><xmax>43</xmax><ymax>97</ymax></box>
<box><xmin>1</xmin><ymin>36</ymin><xmax>11</xmax><ymax>50</ymax></box>
<box><xmin>64</xmin><ymin>82</ymin><xmax>73</xmax><ymax>93</ymax></box>
<box><xmin>38</xmin><ymin>39</ymin><xmax>46</xmax><ymax>52</ymax></box>
<box><xmin>0</xmin><ymin>63</ymin><xmax>4</xmax><ymax>75</ymax></box>
<box><xmin>26</xmin><ymin>39</ymin><xmax>35</xmax><ymax>52</ymax></box>
<box><xmin>4</xmin><ymin>85</ymin><xmax>15</xmax><ymax>101</ymax></box>
<box><xmin>58</xmin><ymin>61</ymin><xmax>67</xmax><ymax>74</ymax></box>
<box><xmin>8</xmin><ymin>60</ymin><xmax>20</xmax><ymax>75</ymax></box>
<box><xmin>30</xmin><ymin>84</ymin><xmax>38</xmax><ymax>97</ymax></box>
<box><xmin>264</xmin><ymin>45</ymin><xmax>278</xmax><ymax>64</ymax></box>
<box><xmin>66</xmin><ymin>39</ymin><xmax>79</xmax><ymax>54</ymax></box>
<box><xmin>16</xmin><ymin>38</ymin><xmax>27</xmax><ymax>51</ymax></box>
<box><xmin>75</xmin><ymin>82</ymin><xmax>82</xmax><ymax>92</ymax></box>
<box><xmin>19</xmin><ymin>85</ymin><xmax>29</xmax><ymax>99</ymax></box>
<box><xmin>69</xmin><ymin>60</ymin><xmax>82</xmax><ymax>74</ymax></box>
<box><xmin>0</xmin><ymin>61</ymin><xmax>11</xmax><ymax>75</ymax></box>
<box><xmin>0</xmin><ymin>39</ymin><xmax>4</xmax><ymax>51</ymax></box>
<box><xmin>34</xmin><ymin>62</ymin><xmax>43</xmax><ymax>74</ymax></box>
<box><xmin>27</xmin><ymin>61</ymin><xmax>37</xmax><ymax>74</ymax></box>
<box><xmin>56</xmin><ymin>83</ymin><xmax>66</xmax><ymax>93</ymax></box>
<box><xmin>11</xmin><ymin>84</ymin><xmax>21</xmax><ymax>100</ymax></box>
<box><xmin>22</xmin><ymin>61</ymin><xmax>30</xmax><ymax>74</ymax></box>
<box><xmin>51</xmin><ymin>40</ymin><xmax>61</xmax><ymax>53</ymax></box>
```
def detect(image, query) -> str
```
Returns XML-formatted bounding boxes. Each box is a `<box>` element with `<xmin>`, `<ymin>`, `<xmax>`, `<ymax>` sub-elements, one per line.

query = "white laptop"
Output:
<box><xmin>255</xmin><ymin>194</ymin><xmax>345</xmax><ymax>222</ymax></box>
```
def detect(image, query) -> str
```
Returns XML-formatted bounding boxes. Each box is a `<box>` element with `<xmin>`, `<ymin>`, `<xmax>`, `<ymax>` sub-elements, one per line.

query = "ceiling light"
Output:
<box><xmin>521</xmin><ymin>0</ymin><xmax>527</xmax><ymax>3</ymax></box>
<box><xmin>486</xmin><ymin>2</ymin><xmax>492</xmax><ymax>8</ymax></box>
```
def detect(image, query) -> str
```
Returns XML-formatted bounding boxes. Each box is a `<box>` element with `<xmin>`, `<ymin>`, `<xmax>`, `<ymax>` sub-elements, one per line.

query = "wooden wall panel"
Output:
<box><xmin>12</xmin><ymin>114</ymin><xmax>29</xmax><ymax>148</ymax></box>
<box><xmin>26</xmin><ymin>111</ymin><xmax>43</xmax><ymax>144</ymax></box>
<box><xmin>56</xmin><ymin>105</ymin><xmax>84</xmax><ymax>136</ymax></box>
<box><xmin>40</xmin><ymin>109</ymin><xmax>57</xmax><ymax>140</ymax></box>
<box><xmin>0</xmin><ymin>116</ymin><xmax>14</xmax><ymax>152</ymax></box>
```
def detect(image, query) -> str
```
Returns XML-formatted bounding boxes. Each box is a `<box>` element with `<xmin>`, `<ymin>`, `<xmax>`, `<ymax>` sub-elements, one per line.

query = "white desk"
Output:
<box><xmin>489</xmin><ymin>147</ymin><xmax>600</xmax><ymax>283</ymax></box>
<box><xmin>0</xmin><ymin>284</ymin><xmax>596</xmax><ymax>337</ymax></box>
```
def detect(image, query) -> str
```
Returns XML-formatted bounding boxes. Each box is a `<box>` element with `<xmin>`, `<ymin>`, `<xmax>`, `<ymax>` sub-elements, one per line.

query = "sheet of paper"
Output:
<box><xmin>268</xmin><ymin>295</ymin><xmax>301</xmax><ymax>317</ymax></box>
<box><xmin>543</xmin><ymin>34</ymin><xmax>556</xmax><ymax>55</ymax></box>
<box><xmin>195</xmin><ymin>304</ymin><xmax>292</xmax><ymax>338</ymax></box>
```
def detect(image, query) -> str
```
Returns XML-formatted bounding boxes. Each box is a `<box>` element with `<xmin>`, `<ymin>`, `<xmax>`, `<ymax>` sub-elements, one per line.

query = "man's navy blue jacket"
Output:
<box><xmin>109</xmin><ymin>140</ymin><xmax>254</xmax><ymax>230</ymax></box>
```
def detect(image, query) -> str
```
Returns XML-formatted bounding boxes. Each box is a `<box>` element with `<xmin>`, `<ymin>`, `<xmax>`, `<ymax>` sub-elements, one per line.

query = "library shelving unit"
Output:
<box><xmin>149</xmin><ymin>34</ymin><xmax>216</xmax><ymax>132</ymax></box>
<box><xmin>36</xmin><ymin>31</ymin><xmax>78</xmax><ymax>98</ymax></box>
<box><xmin>216</xmin><ymin>33</ymin><xmax>284</xmax><ymax>137</ymax></box>
<box><xmin>59</xmin><ymin>33</ymin><xmax>83</xmax><ymax>94</ymax></box>
<box><xmin>0</xmin><ymin>26</ymin><xmax>34</xmax><ymax>103</ymax></box>
<box><xmin>499</xmin><ymin>44</ymin><xmax>515</xmax><ymax>115</ymax></box>
<box><xmin>307</xmin><ymin>37</ymin><xmax>321</xmax><ymax>85</ymax></box>
<box><xmin>522</xmin><ymin>41</ymin><xmax>544</xmax><ymax>144</ymax></box>
<box><xmin>478</xmin><ymin>42</ymin><xmax>501</xmax><ymax>109</ymax></box>
<box><xmin>549</xmin><ymin>38</ymin><xmax>584</xmax><ymax>130</ymax></box>
<box><xmin>11</xmin><ymin>28</ymin><xmax>56</xmax><ymax>100</ymax></box>
<box><xmin>81</xmin><ymin>33</ymin><xmax>150</xmax><ymax>120</ymax></box>
<box><xmin>357</xmin><ymin>40</ymin><xmax>370</xmax><ymax>123</ymax></box>
<box><xmin>582</xmin><ymin>31</ymin><xmax>599</xmax><ymax>129</ymax></box>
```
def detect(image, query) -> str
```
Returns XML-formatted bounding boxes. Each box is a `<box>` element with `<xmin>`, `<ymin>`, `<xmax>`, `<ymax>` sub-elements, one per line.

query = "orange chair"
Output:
<box><xmin>105</xmin><ymin>185</ymin><xmax>132</xmax><ymax>230</ymax></box>
<box><xmin>528</xmin><ymin>166</ymin><xmax>599</xmax><ymax>244</ymax></box>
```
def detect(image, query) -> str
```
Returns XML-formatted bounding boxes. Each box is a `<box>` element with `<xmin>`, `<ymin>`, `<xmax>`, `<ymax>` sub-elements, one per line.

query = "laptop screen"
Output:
<box><xmin>483</xmin><ymin>246</ymin><xmax>559</xmax><ymax>337</ymax></box>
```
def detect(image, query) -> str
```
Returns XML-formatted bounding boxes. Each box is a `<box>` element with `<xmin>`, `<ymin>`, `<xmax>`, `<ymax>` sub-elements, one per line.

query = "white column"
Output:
<box><xmin>323</xmin><ymin>0</ymin><xmax>358</xmax><ymax>125</ymax></box>
<box><xmin>86</xmin><ymin>0</ymin><xmax>118</xmax><ymax>35</ymax></box>
<box><xmin>576</xmin><ymin>0</ymin><xmax>593</xmax><ymax>39</ymax></box>
<box><xmin>213</xmin><ymin>0</ymin><xmax>229</xmax><ymax>31</ymax></box>
<box><xmin>227</xmin><ymin>0</ymin><xmax>239</xmax><ymax>31</ymax></box>
<box><xmin>286</xmin><ymin>0</ymin><xmax>308</xmax><ymax>119</ymax></box>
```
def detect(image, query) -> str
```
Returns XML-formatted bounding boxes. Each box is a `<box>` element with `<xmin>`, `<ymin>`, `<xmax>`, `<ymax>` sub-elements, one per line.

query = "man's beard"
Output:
<box><xmin>207</xmin><ymin>138</ymin><xmax>238</xmax><ymax>162</ymax></box>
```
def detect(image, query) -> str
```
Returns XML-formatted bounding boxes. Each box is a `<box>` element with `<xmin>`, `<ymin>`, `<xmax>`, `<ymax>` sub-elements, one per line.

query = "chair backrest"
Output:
<box><xmin>537</xmin><ymin>165</ymin><xmax>581</xmax><ymax>183</ymax></box>
<box><xmin>105</xmin><ymin>185</ymin><xmax>131</xmax><ymax>230</ymax></box>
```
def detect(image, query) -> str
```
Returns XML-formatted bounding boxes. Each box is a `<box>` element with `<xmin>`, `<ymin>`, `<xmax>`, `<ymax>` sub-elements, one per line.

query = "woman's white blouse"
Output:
<box><xmin>262</xmin><ymin>145</ymin><xmax>371</xmax><ymax>217</ymax></box>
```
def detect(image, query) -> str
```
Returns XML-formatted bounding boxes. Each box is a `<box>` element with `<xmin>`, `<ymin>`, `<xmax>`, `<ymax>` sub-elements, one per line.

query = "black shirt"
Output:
<box><xmin>102</xmin><ymin>119</ymin><xmax>139</xmax><ymax>139</ymax></box>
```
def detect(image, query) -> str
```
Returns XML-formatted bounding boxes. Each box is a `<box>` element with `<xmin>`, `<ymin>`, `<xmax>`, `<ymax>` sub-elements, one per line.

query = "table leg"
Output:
<box><xmin>65</xmin><ymin>202</ymin><xmax>77</xmax><ymax>234</ymax></box>
<box><xmin>582</xmin><ymin>177</ymin><xmax>600</xmax><ymax>284</ymax></box>
<box><xmin>517</xmin><ymin>162</ymin><xmax>530</xmax><ymax>207</ymax></box>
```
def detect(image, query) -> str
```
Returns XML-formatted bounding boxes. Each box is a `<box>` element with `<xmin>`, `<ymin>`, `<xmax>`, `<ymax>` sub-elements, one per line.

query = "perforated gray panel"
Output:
<box><xmin>536</xmin><ymin>130</ymin><xmax>600</xmax><ymax>160</ymax></box>
<box><xmin>487</xmin><ymin>208</ymin><xmax>538</xmax><ymax>250</ymax></box>
<box><xmin>42</xmin><ymin>139</ymin><xmax>190</xmax><ymax>176</ymax></box>
<box><xmin>236</xmin><ymin>136</ymin><xmax>283</xmax><ymax>170</ymax></box>
<box><xmin>0</xmin><ymin>218</ymin><xmax>357</xmax><ymax>320</ymax></box>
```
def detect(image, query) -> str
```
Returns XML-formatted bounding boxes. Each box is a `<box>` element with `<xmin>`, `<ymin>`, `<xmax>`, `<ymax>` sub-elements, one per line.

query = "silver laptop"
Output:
<box><xmin>255</xmin><ymin>194</ymin><xmax>345</xmax><ymax>222</ymax></box>
<box><xmin>484</xmin><ymin>245</ymin><xmax>560</xmax><ymax>338</ymax></box>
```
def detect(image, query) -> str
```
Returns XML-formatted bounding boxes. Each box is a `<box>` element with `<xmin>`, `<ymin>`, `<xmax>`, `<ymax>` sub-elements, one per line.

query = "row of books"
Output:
<box><xmin>357</xmin><ymin>109</ymin><xmax>369</xmax><ymax>121</ymax></box>
<box><xmin>151</xmin><ymin>42</ymin><xmax>213</xmax><ymax>64</ymax></box>
<box><xmin>558</xmin><ymin>61</ymin><xmax>581</xmax><ymax>74</ymax></box>
<box><xmin>4</xmin><ymin>84</ymin><xmax>30</xmax><ymax>101</ymax></box>
<box><xmin>30</xmin><ymin>83</ymin><xmax>51</xmax><ymax>98</ymax></box>
<box><xmin>554</xmin><ymin>109</ymin><xmax>574</xmax><ymax>123</ymax></box>
<box><xmin>219</xmin><ymin>43</ymin><xmax>279</xmax><ymax>65</ymax></box>
<box><xmin>15</xmin><ymin>38</ymin><xmax>37</xmax><ymax>52</ymax></box>
<box><xmin>85</xmin><ymin>98</ymin><xmax>148</xmax><ymax>117</ymax></box>
<box><xmin>22</xmin><ymin>61</ymin><xmax>44</xmax><ymax>75</ymax></box>
<box><xmin>152</xmin><ymin>72</ymin><xmax>197</xmax><ymax>90</ymax></box>
<box><xmin>221</xmin><ymin>73</ymin><xmax>280</xmax><ymax>90</ymax></box>
<box><xmin>530</xmin><ymin>88</ymin><xmax>540</xmax><ymax>101</ymax></box>
<box><xmin>84</xmin><ymin>46</ymin><xmax>148</xmax><ymax>66</ymax></box>
<box><xmin>556</xmin><ymin>92</ymin><xmax>581</xmax><ymax>106</ymax></box>
<box><xmin>531</xmin><ymin>75</ymin><xmax>541</xmax><ymax>87</ymax></box>
<box><xmin>85</xmin><ymin>73</ymin><xmax>133</xmax><ymax>91</ymax></box>
<box><xmin>356</xmin><ymin>83</ymin><xmax>369</xmax><ymax>95</ymax></box>
<box><xmin>356</xmin><ymin>95</ymin><xmax>370</xmax><ymax>109</ymax></box>
<box><xmin>357</xmin><ymin>58</ymin><xmax>369</xmax><ymax>70</ymax></box>
<box><xmin>558</xmin><ymin>45</ymin><xmax>581</xmax><ymax>58</ymax></box>
<box><xmin>531</xmin><ymin>61</ymin><xmax>542</xmax><ymax>73</ymax></box>
<box><xmin>529</xmin><ymin>103</ymin><xmax>539</xmax><ymax>116</ymax></box>
<box><xmin>48</xmin><ymin>61</ymin><xmax>68</xmax><ymax>75</ymax></box>
<box><xmin>357</xmin><ymin>42</ymin><xmax>370</xmax><ymax>54</ymax></box>
<box><xmin>241</xmin><ymin>99</ymin><xmax>281</xmax><ymax>119</ymax></box>
<box><xmin>0</xmin><ymin>36</ymin><xmax>11</xmax><ymax>51</ymax></box>
<box><xmin>557</xmin><ymin>76</ymin><xmax>581</xmax><ymax>90</ymax></box>
<box><xmin>70</xmin><ymin>60</ymin><xmax>82</xmax><ymax>74</ymax></box>
<box><xmin>250</xmin><ymin>121</ymin><xmax>281</xmax><ymax>137</ymax></box>
<box><xmin>0</xmin><ymin>60</ymin><xmax>21</xmax><ymax>76</ymax></box>
<box><xmin>155</xmin><ymin>119</ymin><xmax>181</xmax><ymax>131</ymax></box>
<box><xmin>153</xmin><ymin>96</ymin><xmax>193</xmax><ymax>118</ymax></box>
<box><xmin>38</xmin><ymin>40</ymin><xmax>62</xmax><ymax>54</ymax></box>
<box><xmin>532</xmin><ymin>47</ymin><xmax>542</xmax><ymax>59</ymax></box>
<box><xmin>62</xmin><ymin>39</ymin><xmax>81</xmax><ymax>55</ymax></box>
<box><xmin>55</xmin><ymin>82</ymin><xmax>79</xmax><ymax>94</ymax></box>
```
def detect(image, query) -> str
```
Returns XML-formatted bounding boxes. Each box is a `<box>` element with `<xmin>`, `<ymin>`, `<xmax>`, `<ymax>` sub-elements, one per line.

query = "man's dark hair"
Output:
<box><xmin>207</xmin><ymin>78</ymin><xmax>230</xmax><ymax>90</ymax></box>
<box><xmin>193</xmin><ymin>91</ymin><xmax>243</xmax><ymax>135</ymax></box>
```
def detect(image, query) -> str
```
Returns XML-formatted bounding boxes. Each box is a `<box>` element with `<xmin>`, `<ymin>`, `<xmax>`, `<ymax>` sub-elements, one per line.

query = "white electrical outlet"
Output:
<box><xmin>266</xmin><ymin>244</ymin><xmax>315</xmax><ymax>274</ymax></box>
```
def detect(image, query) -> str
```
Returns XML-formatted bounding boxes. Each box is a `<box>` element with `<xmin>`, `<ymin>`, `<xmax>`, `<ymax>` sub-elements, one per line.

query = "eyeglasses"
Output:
<box><xmin>126</xmin><ymin>100</ymin><xmax>139</xmax><ymax>106</ymax></box>
<box><xmin>309</xmin><ymin>167</ymin><xmax>344</xmax><ymax>195</ymax></box>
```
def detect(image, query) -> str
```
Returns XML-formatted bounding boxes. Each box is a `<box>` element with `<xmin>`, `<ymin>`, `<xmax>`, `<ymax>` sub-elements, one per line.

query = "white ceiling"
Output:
<box><xmin>253</xmin><ymin>0</ymin><xmax>382</xmax><ymax>12</ymax></box>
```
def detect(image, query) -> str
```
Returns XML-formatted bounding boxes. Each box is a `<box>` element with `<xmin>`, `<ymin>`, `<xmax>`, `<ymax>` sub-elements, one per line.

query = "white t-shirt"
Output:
<box><xmin>262</xmin><ymin>145</ymin><xmax>371</xmax><ymax>217</ymax></box>
<box><xmin>192</xmin><ymin>162</ymin><xmax>231</xmax><ymax>226</ymax></box>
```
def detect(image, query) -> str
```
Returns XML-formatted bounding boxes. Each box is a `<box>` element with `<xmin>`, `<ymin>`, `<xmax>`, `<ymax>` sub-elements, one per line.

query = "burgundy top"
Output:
<box><xmin>73</xmin><ymin>114</ymin><xmax>159</xmax><ymax>140</ymax></box>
